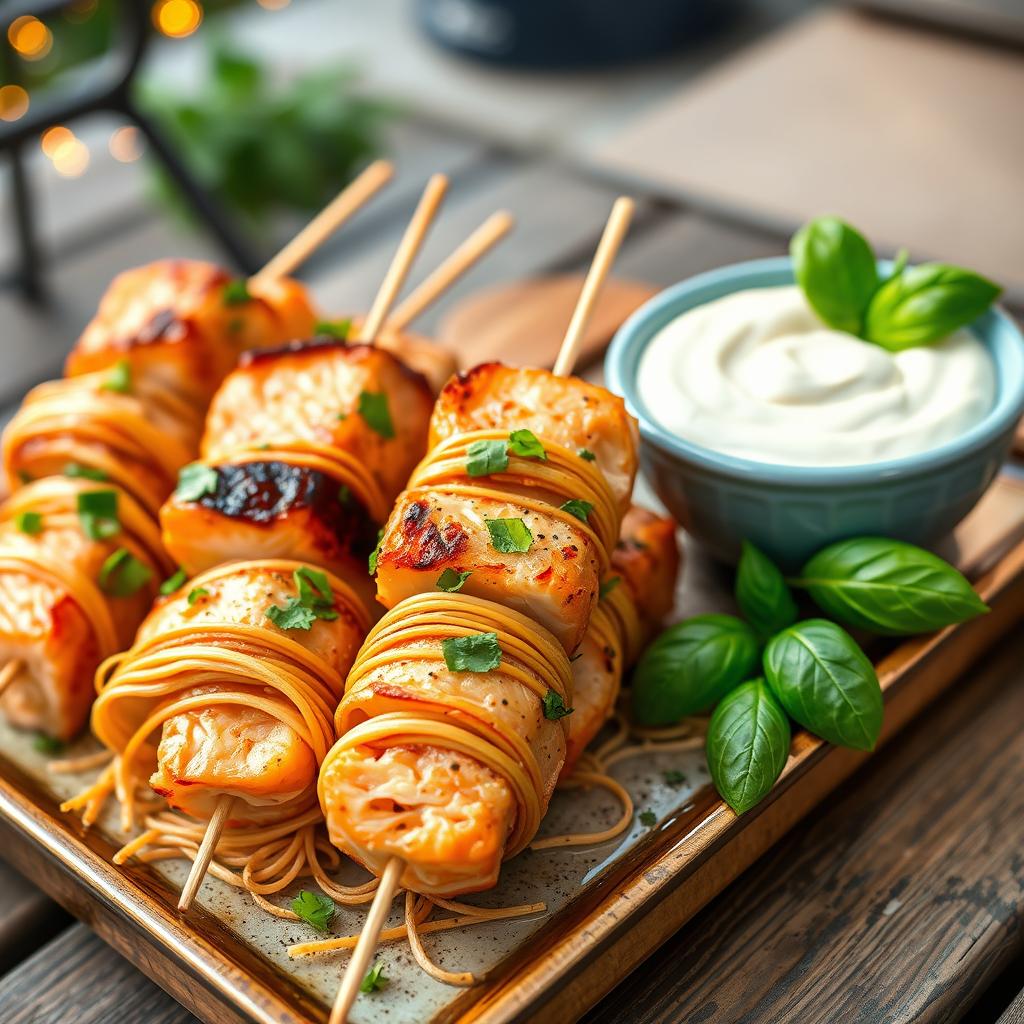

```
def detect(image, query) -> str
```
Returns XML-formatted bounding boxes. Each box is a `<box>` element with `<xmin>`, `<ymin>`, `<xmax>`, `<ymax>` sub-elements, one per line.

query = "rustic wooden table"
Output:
<box><xmin>1</xmin><ymin>82</ymin><xmax>1022</xmax><ymax>1024</ymax></box>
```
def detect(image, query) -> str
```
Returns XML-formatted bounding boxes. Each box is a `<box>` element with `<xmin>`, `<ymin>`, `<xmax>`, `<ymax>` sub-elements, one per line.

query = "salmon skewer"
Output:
<box><xmin>322</xmin><ymin>199</ymin><xmax>635</xmax><ymax>1020</ymax></box>
<box><xmin>0</xmin><ymin>162</ymin><xmax>395</xmax><ymax>743</ymax></box>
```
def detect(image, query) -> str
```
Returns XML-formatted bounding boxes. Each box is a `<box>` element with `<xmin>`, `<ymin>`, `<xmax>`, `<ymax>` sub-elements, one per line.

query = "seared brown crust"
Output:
<box><xmin>392</xmin><ymin>499</ymin><xmax>469</xmax><ymax>570</ymax></box>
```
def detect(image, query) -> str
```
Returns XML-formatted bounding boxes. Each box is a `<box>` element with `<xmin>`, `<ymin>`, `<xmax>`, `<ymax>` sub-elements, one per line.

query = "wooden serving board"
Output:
<box><xmin>0</xmin><ymin>469</ymin><xmax>1021</xmax><ymax>1024</ymax></box>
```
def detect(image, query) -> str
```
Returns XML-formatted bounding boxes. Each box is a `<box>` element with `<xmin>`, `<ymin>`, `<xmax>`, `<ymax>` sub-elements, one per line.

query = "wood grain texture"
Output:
<box><xmin>0</xmin><ymin>858</ymin><xmax>69</xmax><ymax>974</ymax></box>
<box><xmin>0</xmin><ymin>924</ymin><xmax>197</xmax><ymax>1024</ymax></box>
<box><xmin>586</xmin><ymin>626</ymin><xmax>1024</xmax><ymax>1024</ymax></box>
<box><xmin>998</xmin><ymin>986</ymin><xmax>1024</xmax><ymax>1024</ymax></box>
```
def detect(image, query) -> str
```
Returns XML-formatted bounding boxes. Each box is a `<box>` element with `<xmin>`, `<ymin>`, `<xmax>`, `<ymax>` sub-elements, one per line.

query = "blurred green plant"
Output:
<box><xmin>141</xmin><ymin>43</ymin><xmax>390</xmax><ymax>226</ymax></box>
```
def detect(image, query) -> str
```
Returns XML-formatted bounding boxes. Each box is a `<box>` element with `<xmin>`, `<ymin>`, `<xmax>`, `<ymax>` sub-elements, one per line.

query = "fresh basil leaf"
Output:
<box><xmin>175</xmin><ymin>462</ymin><xmax>219</xmax><ymax>502</ymax></box>
<box><xmin>485</xmin><ymin>518</ymin><xmax>533</xmax><ymax>554</ymax></box>
<box><xmin>542</xmin><ymin>689</ymin><xmax>573</xmax><ymax>720</ymax></box>
<box><xmin>735</xmin><ymin>541</ymin><xmax>798</xmax><ymax>637</ymax></box>
<box><xmin>222</xmin><ymin>279</ymin><xmax>252</xmax><ymax>306</ymax></box>
<box><xmin>706</xmin><ymin>678</ymin><xmax>790</xmax><ymax>815</ymax></box>
<box><xmin>14</xmin><ymin>511</ymin><xmax>43</xmax><ymax>536</ymax></box>
<box><xmin>764</xmin><ymin>619</ymin><xmax>882</xmax><ymax>751</ymax></box>
<box><xmin>315</xmin><ymin>318</ymin><xmax>352</xmax><ymax>339</ymax></box>
<box><xmin>795</xmin><ymin>537</ymin><xmax>988</xmax><ymax>635</ymax></box>
<box><xmin>508</xmin><ymin>429</ymin><xmax>546</xmax><ymax>460</ymax></box>
<box><xmin>291</xmin><ymin>889</ymin><xmax>335</xmax><ymax>932</ymax></box>
<box><xmin>436</xmin><ymin>568</ymin><xmax>471</xmax><ymax>593</ymax></box>
<box><xmin>441</xmin><ymin>632</ymin><xmax>502</xmax><ymax>672</ymax></box>
<box><xmin>101</xmin><ymin>359</ymin><xmax>132</xmax><ymax>394</ymax></box>
<box><xmin>559</xmin><ymin>499</ymin><xmax>593</xmax><ymax>522</ymax></box>
<box><xmin>466</xmin><ymin>439</ymin><xmax>509</xmax><ymax>477</ymax></box>
<box><xmin>360</xmin><ymin>961</ymin><xmax>388</xmax><ymax>994</ymax></box>
<box><xmin>791</xmin><ymin>216</ymin><xmax>879</xmax><ymax>335</ymax></box>
<box><xmin>864</xmin><ymin>263</ymin><xmax>1001</xmax><ymax>350</ymax></box>
<box><xmin>77</xmin><ymin>489</ymin><xmax>120</xmax><ymax>541</ymax></box>
<box><xmin>98</xmin><ymin>548</ymin><xmax>153</xmax><ymax>598</ymax></box>
<box><xmin>630</xmin><ymin>614</ymin><xmax>761</xmax><ymax>726</ymax></box>
<box><xmin>159</xmin><ymin>568</ymin><xmax>188</xmax><ymax>596</ymax></box>
<box><xmin>357</xmin><ymin>390</ymin><xmax>395</xmax><ymax>439</ymax></box>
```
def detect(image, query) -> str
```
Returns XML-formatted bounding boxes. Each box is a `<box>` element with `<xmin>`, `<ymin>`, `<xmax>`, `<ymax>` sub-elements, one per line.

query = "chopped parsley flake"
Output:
<box><xmin>599</xmin><ymin>576</ymin><xmax>621</xmax><ymax>600</ymax></box>
<box><xmin>436</xmin><ymin>568</ymin><xmax>472</xmax><ymax>593</ymax></box>
<box><xmin>360</xmin><ymin>961</ymin><xmax>388</xmax><ymax>994</ymax></box>
<box><xmin>33</xmin><ymin>733</ymin><xmax>65</xmax><ymax>755</ymax></box>
<box><xmin>542</xmin><ymin>689</ymin><xmax>574</xmax><ymax>721</ymax></box>
<box><xmin>291</xmin><ymin>890</ymin><xmax>335</xmax><ymax>932</ymax></box>
<box><xmin>663</xmin><ymin>769</ymin><xmax>687</xmax><ymax>786</ymax></box>
<box><xmin>358</xmin><ymin>390</ymin><xmax>395</xmax><ymax>439</ymax></box>
<box><xmin>639</xmin><ymin>810</ymin><xmax>657</xmax><ymax>828</ymax></box>
<box><xmin>99</xmin><ymin>548</ymin><xmax>153</xmax><ymax>598</ymax></box>
<box><xmin>559</xmin><ymin>499</ymin><xmax>593</xmax><ymax>522</ymax></box>
<box><xmin>77</xmin><ymin>489</ymin><xmax>120</xmax><ymax>541</ymax></box>
<box><xmin>368</xmin><ymin>528</ymin><xmax>384</xmax><ymax>575</ymax></box>
<box><xmin>175</xmin><ymin>462</ymin><xmax>219</xmax><ymax>502</ymax></box>
<box><xmin>222</xmin><ymin>279</ymin><xmax>251</xmax><ymax>306</ymax></box>
<box><xmin>266</xmin><ymin>601</ymin><xmax>316</xmax><ymax>631</ymax></box>
<box><xmin>337</xmin><ymin>485</ymin><xmax>351</xmax><ymax>506</ymax></box>
<box><xmin>577</xmin><ymin>448</ymin><xmax>596</xmax><ymax>462</ymax></box>
<box><xmin>485</xmin><ymin>517</ymin><xmax>533</xmax><ymax>553</ymax></box>
<box><xmin>315</xmin><ymin>318</ymin><xmax>352</xmax><ymax>339</ymax></box>
<box><xmin>508</xmin><ymin>429</ymin><xmax>546</xmax><ymax>460</ymax></box>
<box><xmin>466</xmin><ymin>439</ymin><xmax>509</xmax><ymax>477</ymax></box>
<box><xmin>63</xmin><ymin>463</ymin><xmax>107</xmax><ymax>482</ymax></box>
<box><xmin>14</xmin><ymin>511</ymin><xmax>43</xmax><ymax>536</ymax></box>
<box><xmin>266</xmin><ymin>567</ymin><xmax>338</xmax><ymax>630</ymax></box>
<box><xmin>159</xmin><ymin>568</ymin><xmax>188</xmax><ymax>596</ymax></box>
<box><xmin>441</xmin><ymin>632</ymin><xmax>501</xmax><ymax>673</ymax></box>
<box><xmin>100</xmin><ymin>359</ymin><xmax>132</xmax><ymax>394</ymax></box>
<box><xmin>187</xmin><ymin>587</ymin><xmax>209</xmax><ymax>606</ymax></box>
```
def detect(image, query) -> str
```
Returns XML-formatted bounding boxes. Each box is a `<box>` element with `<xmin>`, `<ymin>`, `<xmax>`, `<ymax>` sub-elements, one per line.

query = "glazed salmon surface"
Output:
<box><xmin>0</xmin><ymin>524</ymin><xmax>157</xmax><ymax>739</ymax></box>
<box><xmin>375</xmin><ymin>490</ymin><xmax>600</xmax><ymax>653</ymax></box>
<box><xmin>202</xmin><ymin>341</ymin><xmax>433</xmax><ymax>504</ymax></box>
<box><xmin>429</xmin><ymin>363</ymin><xmax>639</xmax><ymax>511</ymax></box>
<box><xmin>66</xmin><ymin>261</ymin><xmax>316</xmax><ymax>406</ymax></box>
<box><xmin>320</xmin><ymin>745</ymin><xmax>514</xmax><ymax>895</ymax></box>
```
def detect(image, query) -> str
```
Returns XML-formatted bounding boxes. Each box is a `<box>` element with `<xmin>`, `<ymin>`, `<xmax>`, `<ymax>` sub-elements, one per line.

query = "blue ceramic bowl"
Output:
<box><xmin>606</xmin><ymin>257</ymin><xmax>1024</xmax><ymax>568</ymax></box>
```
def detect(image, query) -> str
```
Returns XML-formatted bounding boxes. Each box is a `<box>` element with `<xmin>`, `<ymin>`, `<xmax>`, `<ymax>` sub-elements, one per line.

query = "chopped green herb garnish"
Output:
<box><xmin>337</xmin><ymin>485</ymin><xmax>351</xmax><ymax>506</ymax></box>
<box><xmin>17</xmin><ymin>470</ymin><xmax>33</xmax><ymax>484</ymax></box>
<box><xmin>14</xmin><ymin>511</ymin><xmax>43</xmax><ymax>536</ymax></box>
<box><xmin>599</xmin><ymin>576</ymin><xmax>621</xmax><ymax>600</ymax></box>
<box><xmin>267</xmin><ymin>567</ymin><xmax>338</xmax><ymax>630</ymax></box>
<box><xmin>360</xmin><ymin>961</ymin><xmax>388</xmax><ymax>994</ymax></box>
<box><xmin>222</xmin><ymin>279</ymin><xmax>251</xmax><ymax>306</ymax></box>
<box><xmin>336</xmin><ymin>411</ymin><xmax>348</xmax><ymax>422</ymax></box>
<box><xmin>663</xmin><ymin>769</ymin><xmax>687</xmax><ymax>786</ymax></box>
<box><xmin>466</xmin><ymin>439</ymin><xmax>509</xmax><ymax>477</ymax></box>
<box><xmin>577</xmin><ymin>448</ymin><xmax>596</xmax><ymax>462</ymax></box>
<box><xmin>508</xmin><ymin>429</ymin><xmax>546</xmax><ymax>460</ymax></box>
<box><xmin>291</xmin><ymin>890</ymin><xmax>335</xmax><ymax>932</ymax></box>
<box><xmin>33</xmin><ymin>733</ymin><xmax>65</xmax><ymax>755</ymax></box>
<box><xmin>368</xmin><ymin>528</ymin><xmax>384</xmax><ymax>575</ymax></box>
<box><xmin>64</xmin><ymin>463</ymin><xmax>107</xmax><ymax>482</ymax></box>
<box><xmin>542</xmin><ymin>689</ymin><xmax>574</xmax><ymax>720</ymax></box>
<box><xmin>639</xmin><ymin>810</ymin><xmax>657</xmax><ymax>828</ymax></box>
<box><xmin>436</xmin><ymin>568</ymin><xmax>472</xmax><ymax>593</ymax></box>
<box><xmin>441</xmin><ymin>632</ymin><xmax>502</xmax><ymax>673</ymax></box>
<box><xmin>227</xmin><ymin>317</ymin><xmax>244</xmax><ymax>335</ymax></box>
<box><xmin>100</xmin><ymin>359</ymin><xmax>132</xmax><ymax>394</ymax></box>
<box><xmin>485</xmin><ymin>518</ymin><xmax>533</xmax><ymax>554</ymax></box>
<box><xmin>77</xmin><ymin>489</ymin><xmax>120</xmax><ymax>541</ymax></box>
<box><xmin>315</xmin><ymin>318</ymin><xmax>352</xmax><ymax>339</ymax></box>
<box><xmin>187</xmin><ymin>587</ymin><xmax>209</xmax><ymax>606</ymax></box>
<box><xmin>266</xmin><ymin>600</ymin><xmax>316</xmax><ymax>631</ymax></box>
<box><xmin>358</xmin><ymin>390</ymin><xmax>395</xmax><ymax>439</ymax></box>
<box><xmin>99</xmin><ymin>548</ymin><xmax>153</xmax><ymax>597</ymax></box>
<box><xmin>560</xmin><ymin>499</ymin><xmax>593</xmax><ymax>522</ymax></box>
<box><xmin>159</xmin><ymin>568</ymin><xmax>188</xmax><ymax>596</ymax></box>
<box><xmin>175</xmin><ymin>462</ymin><xmax>219</xmax><ymax>502</ymax></box>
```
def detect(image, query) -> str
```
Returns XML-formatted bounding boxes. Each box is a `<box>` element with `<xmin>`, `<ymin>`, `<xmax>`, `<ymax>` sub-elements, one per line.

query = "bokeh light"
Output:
<box><xmin>40</xmin><ymin>126</ymin><xmax>74</xmax><ymax>158</ymax></box>
<box><xmin>109</xmin><ymin>125</ymin><xmax>143</xmax><ymax>163</ymax></box>
<box><xmin>52</xmin><ymin>138</ymin><xmax>90</xmax><ymax>178</ymax></box>
<box><xmin>8</xmin><ymin>15</ymin><xmax>54</xmax><ymax>60</ymax></box>
<box><xmin>257</xmin><ymin>0</ymin><xmax>291</xmax><ymax>9</ymax></box>
<box><xmin>152</xmin><ymin>0</ymin><xmax>203</xmax><ymax>38</ymax></box>
<box><xmin>0</xmin><ymin>85</ymin><xmax>30</xmax><ymax>122</ymax></box>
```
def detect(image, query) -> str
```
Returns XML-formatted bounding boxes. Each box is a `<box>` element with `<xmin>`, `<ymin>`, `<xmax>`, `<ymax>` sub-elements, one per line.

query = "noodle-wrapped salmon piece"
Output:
<box><xmin>161</xmin><ymin>341</ymin><xmax>433</xmax><ymax>600</ymax></box>
<box><xmin>91</xmin><ymin>560</ymin><xmax>370</xmax><ymax>826</ymax></box>
<box><xmin>0</xmin><ymin>479</ymin><xmax>171</xmax><ymax>739</ymax></box>
<box><xmin>66</xmin><ymin>260</ymin><xmax>317</xmax><ymax>410</ymax></box>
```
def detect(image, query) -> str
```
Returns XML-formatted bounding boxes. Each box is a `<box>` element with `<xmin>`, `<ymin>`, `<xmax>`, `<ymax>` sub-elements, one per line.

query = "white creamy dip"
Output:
<box><xmin>637</xmin><ymin>285</ymin><xmax>995</xmax><ymax>466</ymax></box>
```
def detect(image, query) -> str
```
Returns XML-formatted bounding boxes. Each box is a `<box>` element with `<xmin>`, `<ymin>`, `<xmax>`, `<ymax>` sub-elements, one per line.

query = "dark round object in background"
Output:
<box><xmin>416</xmin><ymin>0</ymin><xmax>731</xmax><ymax>69</ymax></box>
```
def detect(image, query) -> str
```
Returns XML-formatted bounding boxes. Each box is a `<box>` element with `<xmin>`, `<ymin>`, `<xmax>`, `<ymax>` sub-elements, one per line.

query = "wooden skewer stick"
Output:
<box><xmin>329</xmin><ymin>856</ymin><xmax>404</xmax><ymax>1024</ymax></box>
<box><xmin>177</xmin><ymin>793</ymin><xmax>233</xmax><ymax>912</ymax></box>
<box><xmin>249</xmin><ymin>159</ymin><xmax>395</xmax><ymax>287</ymax></box>
<box><xmin>0</xmin><ymin>659</ymin><xmax>22</xmax><ymax>697</ymax></box>
<box><xmin>552</xmin><ymin>197</ymin><xmax>635</xmax><ymax>378</ymax></box>
<box><xmin>361</xmin><ymin>174</ymin><xmax>449</xmax><ymax>345</ymax></box>
<box><xmin>385</xmin><ymin>210</ymin><xmax>514</xmax><ymax>331</ymax></box>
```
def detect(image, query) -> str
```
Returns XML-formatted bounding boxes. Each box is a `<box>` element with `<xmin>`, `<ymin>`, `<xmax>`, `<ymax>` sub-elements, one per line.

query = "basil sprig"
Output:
<box><xmin>630</xmin><ymin>614</ymin><xmax>760</xmax><ymax>726</ymax></box>
<box><xmin>706</xmin><ymin>679</ymin><xmax>790</xmax><ymax>815</ymax></box>
<box><xmin>764</xmin><ymin>619</ymin><xmax>883</xmax><ymax>751</ymax></box>
<box><xmin>793</xmin><ymin>537</ymin><xmax>988</xmax><ymax>635</ymax></box>
<box><xmin>791</xmin><ymin>216</ymin><xmax>1000</xmax><ymax>349</ymax></box>
<box><xmin>735</xmin><ymin>541</ymin><xmax>797</xmax><ymax>638</ymax></box>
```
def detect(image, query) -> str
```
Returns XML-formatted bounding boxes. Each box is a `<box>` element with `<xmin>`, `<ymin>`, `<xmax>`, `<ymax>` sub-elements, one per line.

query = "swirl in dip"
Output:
<box><xmin>637</xmin><ymin>285</ymin><xmax>996</xmax><ymax>466</ymax></box>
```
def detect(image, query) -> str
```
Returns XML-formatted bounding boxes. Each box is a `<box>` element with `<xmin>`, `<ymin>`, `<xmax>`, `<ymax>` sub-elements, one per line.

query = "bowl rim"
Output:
<box><xmin>606</xmin><ymin>256</ymin><xmax>1024</xmax><ymax>486</ymax></box>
